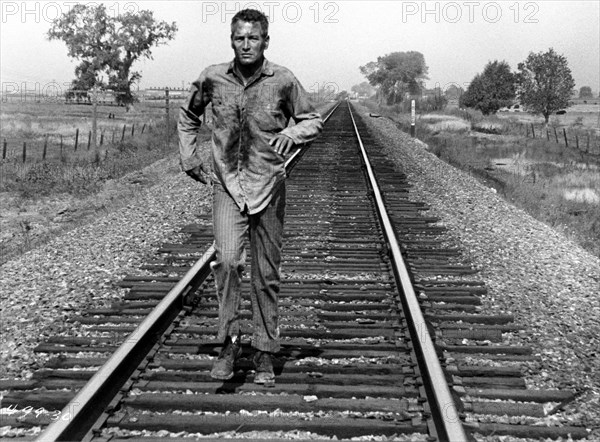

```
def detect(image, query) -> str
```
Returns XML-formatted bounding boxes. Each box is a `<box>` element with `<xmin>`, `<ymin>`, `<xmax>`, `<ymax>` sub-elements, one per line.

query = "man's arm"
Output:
<box><xmin>178</xmin><ymin>72</ymin><xmax>210</xmax><ymax>182</ymax></box>
<box><xmin>279</xmin><ymin>76</ymin><xmax>323</xmax><ymax>147</ymax></box>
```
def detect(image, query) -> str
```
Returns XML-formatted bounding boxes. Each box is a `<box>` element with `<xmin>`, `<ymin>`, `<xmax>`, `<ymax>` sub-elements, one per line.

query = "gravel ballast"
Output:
<box><xmin>353</xmin><ymin>103</ymin><xmax>600</xmax><ymax>439</ymax></box>
<box><xmin>0</xmin><ymin>155</ymin><xmax>212</xmax><ymax>379</ymax></box>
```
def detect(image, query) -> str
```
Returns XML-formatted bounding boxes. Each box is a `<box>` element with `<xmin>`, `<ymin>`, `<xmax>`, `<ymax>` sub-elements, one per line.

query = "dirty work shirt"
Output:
<box><xmin>178</xmin><ymin>59</ymin><xmax>323</xmax><ymax>214</ymax></box>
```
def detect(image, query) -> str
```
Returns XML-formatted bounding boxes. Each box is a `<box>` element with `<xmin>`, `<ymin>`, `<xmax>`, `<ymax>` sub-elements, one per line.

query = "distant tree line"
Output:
<box><xmin>356</xmin><ymin>51</ymin><xmax>449</xmax><ymax>112</ymax></box>
<box><xmin>359</xmin><ymin>51</ymin><xmax>429</xmax><ymax>105</ymax></box>
<box><xmin>357</xmin><ymin>47</ymin><xmax>586</xmax><ymax>124</ymax></box>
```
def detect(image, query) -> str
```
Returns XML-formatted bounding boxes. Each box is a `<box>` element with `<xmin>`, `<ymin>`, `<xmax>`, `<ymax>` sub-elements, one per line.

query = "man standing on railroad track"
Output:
<box><xmin>178</xmin><ymin>9</ymin><xmax>323</xmax><ymax>383</ymax></box>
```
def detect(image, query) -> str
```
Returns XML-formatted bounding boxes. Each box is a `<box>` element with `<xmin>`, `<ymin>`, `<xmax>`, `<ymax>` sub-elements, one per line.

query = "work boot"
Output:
<box><xmin>253</xmin><ymin>350</ymin><xmax>275</xmax><ymax>384</ymax></box>
<box><xmin>210</xmin><ymin>336</ymin><xmax>242</xmax><ymax>380</ymax></box>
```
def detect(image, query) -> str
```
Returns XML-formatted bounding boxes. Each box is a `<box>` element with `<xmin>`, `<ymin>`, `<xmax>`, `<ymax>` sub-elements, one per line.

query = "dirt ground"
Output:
<box><xmin>0</xmin><ymin>157</ymin><xmax>182</xmax><ymax>265</ymax></box>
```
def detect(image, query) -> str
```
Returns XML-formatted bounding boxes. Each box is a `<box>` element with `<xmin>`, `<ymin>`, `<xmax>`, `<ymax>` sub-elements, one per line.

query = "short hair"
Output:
<box><xmin>230</xmin><ymin>9</ymin><xmax>269</xmax><ymax>38</ymax></box>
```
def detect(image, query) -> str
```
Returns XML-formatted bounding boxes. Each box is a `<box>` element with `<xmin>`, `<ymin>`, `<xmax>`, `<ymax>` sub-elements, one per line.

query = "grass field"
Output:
<box><xmin>0</xmin><ymin>100</ymin><xmax>193</xmax><ymax>193</ymax></box>
<box><xmin>0</xmin><ymin>100</ymin><xmax>182</xmax><ymax>163</ymax></box>
<box><xmin>362</xmin><ymin>99</ymin><xmax>600</xmax><ymax>258</ymax></box>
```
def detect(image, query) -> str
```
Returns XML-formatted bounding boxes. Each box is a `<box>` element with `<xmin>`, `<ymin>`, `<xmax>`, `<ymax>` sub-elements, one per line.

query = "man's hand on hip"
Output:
<box><xmin>185</xmin><ymin>164</ymin><xmax>211</xmax><ymax>185</ymax></box>
<box><xmin>270</xmin><ymin>134</ymin><xmax>295</xmax><ymax>156</ymax></box>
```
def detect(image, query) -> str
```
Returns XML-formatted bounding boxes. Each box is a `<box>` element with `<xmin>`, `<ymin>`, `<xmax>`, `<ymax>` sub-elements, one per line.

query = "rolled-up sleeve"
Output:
<box><xmin>280</xmin><ymin>77</ymin><xmax>323</xmax><ymax>145</ymax></box>
<box><xmin>178</xmin><ymin>73</ymin><xmax>209</xmax><ymax>171</ymax></box>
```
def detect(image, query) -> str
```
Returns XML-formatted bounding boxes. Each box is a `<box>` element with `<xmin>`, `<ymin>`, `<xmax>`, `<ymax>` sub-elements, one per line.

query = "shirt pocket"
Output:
<box><xmin>253</xmin><ymin>101</ymin><xmax>285</xmax><ymax>132</ymax></box>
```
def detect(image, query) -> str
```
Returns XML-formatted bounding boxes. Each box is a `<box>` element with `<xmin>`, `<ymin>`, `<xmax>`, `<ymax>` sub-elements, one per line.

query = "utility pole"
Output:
<box><xmin>410</xmin><ymin>100</ymin><xmax>416</xmax><ymax>137</ymax></box>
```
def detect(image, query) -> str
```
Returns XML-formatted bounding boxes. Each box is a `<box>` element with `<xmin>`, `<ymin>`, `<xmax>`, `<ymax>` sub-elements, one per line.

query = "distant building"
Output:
<box><xmin>142</xmin><ymin>87</ymin><xmax>187</xmax><ymax>101</ymax></box>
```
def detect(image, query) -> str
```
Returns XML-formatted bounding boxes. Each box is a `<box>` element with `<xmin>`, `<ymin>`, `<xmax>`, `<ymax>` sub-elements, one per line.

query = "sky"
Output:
<box><xmin>1</xmin><ymin>1</ymin><xmax>599</xmax><ymax>98</ymax></box>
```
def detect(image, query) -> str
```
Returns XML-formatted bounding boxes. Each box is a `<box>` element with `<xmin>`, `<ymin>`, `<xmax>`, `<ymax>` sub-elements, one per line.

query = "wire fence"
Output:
<box><xmin>394</xmin><ymin>104</ymin><xmax>600</xmax><ymax>157</ymax></box>
<box><xmin>2</xmin><ymin>121</ymin><xmax>156</xmax><ymax>162</ymax></box>
<box><xmin>0</xmin><ymin>87</ymin><xmax>213</xmax><ymax>164</ymax></box>
<box><xmin>523</xmin><ymin>122</ymin><xmax>599</xmax><ymax>155</ymax></box>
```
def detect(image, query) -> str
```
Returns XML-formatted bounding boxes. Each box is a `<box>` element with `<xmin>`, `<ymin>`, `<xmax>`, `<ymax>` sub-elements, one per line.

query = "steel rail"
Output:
<box><xmin>38</xmin><ymin>102</ymin><xmax>340</xmax><ymax>441</ymax></box>
<box><xmin>347</xmin><ymin>102</ymin><xmax>468</xmax><ymax>442</ymax></box>
<box><xmin>38</xmin><ymin>245</ymin><xmax>216</xmax><ymax>441</ymax></box>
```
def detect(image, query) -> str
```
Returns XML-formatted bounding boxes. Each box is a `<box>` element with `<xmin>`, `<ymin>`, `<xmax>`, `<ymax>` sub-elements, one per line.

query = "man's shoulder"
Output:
<box><xmin>198</xmin><ymin>62</ymin><xmax>231</xmax><ymax>78</ymax></box>
<box><xmin>267</xmin><ymin>61</ymin><xmax>297</xmax><ymax>80</ymax></box>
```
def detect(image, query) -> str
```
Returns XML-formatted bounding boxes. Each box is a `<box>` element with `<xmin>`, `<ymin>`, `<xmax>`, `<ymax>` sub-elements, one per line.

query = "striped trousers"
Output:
<box><xmin>211</xmin><ymin>182</ymin><xmax>285</xmax><ymax>353</ymax></box>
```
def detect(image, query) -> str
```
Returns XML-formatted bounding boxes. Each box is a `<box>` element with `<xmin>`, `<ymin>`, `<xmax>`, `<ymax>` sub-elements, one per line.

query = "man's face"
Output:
<box><xmin>231</xmin><ymin>21</ymin><xmax>269</xmax><ymax>67</ymax></box>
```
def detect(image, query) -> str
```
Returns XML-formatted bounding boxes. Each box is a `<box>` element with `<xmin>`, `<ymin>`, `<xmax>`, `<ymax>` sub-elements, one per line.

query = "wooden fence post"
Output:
<box><xmin>526</xmin><ymin>124</ymin><xmax>529</xmax><ymax>137</ymax></box>
<box><xmin>2</xmin><ymin>138</ymin><xmax>6</xmax><ymax>159</ymax></box>
<box><xmin>576</xmin><ymin>134</ymin><xmax>579</xmax><ymax>151</ymax></box>
<box><xmin>121</xmin><ymin>124</ymin><xmax>126</xmax><ymax>141</ymax></box>
<box><xmin>530</xmin><ymin>123</ymin><xmax>535</xmax><ymax>138</ymax></box>
<box><xmin>554</xmin><ymin>127</ymin><xmax>559</xmax><ymax>143</ymax></box>
<box><xmin>112</xmin><ymin>129</ymin><xmax>115</xmax><ymax>144</ymax></box>
<box><xmin>74</xmin><ymin>128</ymin><xmax>79</xmax><ymax>151</ymax></box>
<box><xmin>42</xmin><ymin>135</ymin><xmax>48</xmax><ymax>160</ymax></box>
<box><xmin>546</xmin><ymin>129</ymin><xmax>550</xmax><ymax>140</ymax></box>
<box><xmin>91</xmin><ymin>87</ymin><xmax>98</xmax><ymax>154</ymax></box>
<box><xmin>22</xmin><ymin>142</ymin><xmax>26</xmax><ymax>163</ymax></box>
<box><xmin>165</xmin><ymin>87</ymin><xmax>170</xmax><ymax>144</ymax></box>
<box><xmin>131</xmin><ymin>123</ymin><xmax>135</xmax><ymax>137</ymax></box>
<box><xmin>141</xmin><ymin>123</ymin><xmax>146</xmax><ymax>134</ymax></box>
<box><xmin>87</xmin><ymin>130</ymin><xmax>92</xmax><ymax>150</ymax></box>
<box><xmin>100</xmin><ymin>130</ymin><xmax>104</xmax><ymax>146</ymax></box>
<box><xmin>563</xmin><ymin>128</ymin><xmax>568</xmax><ymax>148</ymax></box>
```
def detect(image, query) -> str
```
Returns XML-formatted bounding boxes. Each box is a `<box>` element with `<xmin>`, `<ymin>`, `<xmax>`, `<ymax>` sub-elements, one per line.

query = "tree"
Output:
<box><xmin>516</xmin><ymin>48</ymin><xmax>575</xmax><ymax>123</ymax></box>
<box><xmin>360</xmin><ymin>51</ymin><xmax>428</xmax><ymax>105</ymax></box>
<box><xmin>579</xmin><ymin>86</ymin><xmax>593</xmax><ymax>99</ymax></box>
<box><xmin>460</xmin><ymin>60</ymin><xmax>515</xmax><ymax>115</ymax></box>
<box><xmin>48</xmin><ymin>4</ymin><xmax>177</xmax><ymax>109</ymax></box>
<box><xmin>444</xmin><ymin>84</ymin><xmax>464</xmax><ymax>101</ymax></box>
<box><xmin>417</xmin><ymin>87</ymin><xmax>448</xmax><ymax>112</ymax></box>
<box><xmin>351</xmin><ymin>82</ymin><xmax>375</xmax><ymax>98</ymax></box>
<box><xmin>336</xmin><ymin>90</ymin><xmax>349</xmax><ymax>100</ymax></box>
<box><xmin>459</xmin><ymin>74</ymin><xmax>484</xmax><ymax>110</ymax></box>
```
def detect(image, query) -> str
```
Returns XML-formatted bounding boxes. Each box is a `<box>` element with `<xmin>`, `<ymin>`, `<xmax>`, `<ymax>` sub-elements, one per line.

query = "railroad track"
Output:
<box><xmin>1</xmin><ymin>102</ymin><xmax>588</xmax><ymax>441</ymax></box>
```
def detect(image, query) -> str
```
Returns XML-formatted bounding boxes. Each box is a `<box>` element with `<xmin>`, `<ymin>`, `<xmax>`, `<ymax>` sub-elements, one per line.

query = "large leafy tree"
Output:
<box><xmin>360</xmin><ymin>51</ymin><xmax>428</xmax><ymax>105</ymax></box>
<box><xmin>516</xmin><ymin>48</ymin><xmax>575</xmax><ymax>123</ymax></box>
<box><xmin>460</xmin><ymin>60</ymin><xmax>515</xmax><ymax>115</ymax></box>
<box><xmin>48</xmin><ymin>4</ymin><xmax>177</xmax><ymax>108</ymax></box>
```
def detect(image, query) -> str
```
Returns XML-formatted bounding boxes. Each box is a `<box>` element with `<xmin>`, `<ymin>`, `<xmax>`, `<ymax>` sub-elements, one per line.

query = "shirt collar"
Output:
<box><xmin>227</xmin><ymin>58</ymin><xmax>274</xmax><ymax>78</ymax></box>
